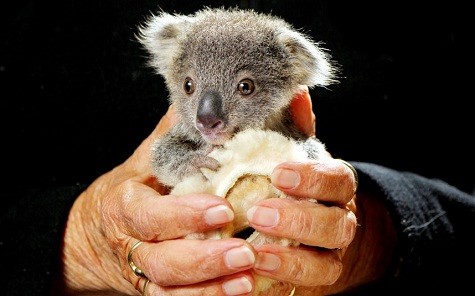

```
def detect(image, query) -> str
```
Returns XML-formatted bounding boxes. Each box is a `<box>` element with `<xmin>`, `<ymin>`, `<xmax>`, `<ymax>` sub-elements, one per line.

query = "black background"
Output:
<box><xmin>1</xmin><ymin>0</ymin><xmax>472</xmax><ymax>211</ymax></box>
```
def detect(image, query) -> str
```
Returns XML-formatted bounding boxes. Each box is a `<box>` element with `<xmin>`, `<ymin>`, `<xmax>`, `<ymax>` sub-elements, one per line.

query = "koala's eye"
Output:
<box><xmin>183</xmin><ymin>77</ymin><xmax>195</xmax><ymax>94</ymax></box>
<box><xmin>237</xmin><ymin>79</ymin><xmax>255</xmax><ymax>95</ymax></box>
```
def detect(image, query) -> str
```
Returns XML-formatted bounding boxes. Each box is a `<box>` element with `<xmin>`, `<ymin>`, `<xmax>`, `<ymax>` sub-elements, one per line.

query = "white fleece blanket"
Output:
<box><xmin>170</xmin><ymin>129</ymin><xmax>318</xmax><ymax>294</ymax></box>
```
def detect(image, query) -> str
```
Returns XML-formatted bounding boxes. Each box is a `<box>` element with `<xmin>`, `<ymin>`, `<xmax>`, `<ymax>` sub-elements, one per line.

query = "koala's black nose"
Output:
<box><xmin>196</xmin><ymin>90</ymin><xmax>226</xmax><ymax>131</ymax></box>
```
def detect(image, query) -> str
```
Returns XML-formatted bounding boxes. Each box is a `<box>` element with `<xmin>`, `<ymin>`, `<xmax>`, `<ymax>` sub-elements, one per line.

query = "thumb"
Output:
<box><xmin>290</xmin><ymin>86</ymin><xmax>316</xmax><ymax>137</ymax></box>
<box><xmin>149</xmin><ymin>104</ymin><xmax>179</xmax><ymax>140</ymax></box>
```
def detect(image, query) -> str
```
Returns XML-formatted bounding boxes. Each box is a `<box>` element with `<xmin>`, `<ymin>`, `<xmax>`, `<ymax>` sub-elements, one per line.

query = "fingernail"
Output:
<box><xmin>222</xmin><ymin>276</ymin><xmax>253</xmax><ymax>295</ymax></box>
<box><xmin>255</xmin><ymin>252</ymin><xmax>281</xmax><ymax>271</ymax></box>
<box><xmin>205</xmin><ymin>205</ymin><xmax>234</xmax><ymax>225</ymax></box>
<box><xmin>247</xmin><ymin>206</ymin><xmax>279</xmax><ymax>227</ymax></box>
<box><xmin>271</xmin><ymin>168</ymin><xmax>300</xmax><ymax>189</ymax></box>
<box><xmin>225</xmin><ymin>246</ymin><xmax>255</xmax><ymax>268</ymax></box>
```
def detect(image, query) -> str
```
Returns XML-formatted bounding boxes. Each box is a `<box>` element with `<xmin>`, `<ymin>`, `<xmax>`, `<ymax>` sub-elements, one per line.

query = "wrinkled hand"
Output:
<box><xmin>249</xmin><ymin>86</ymin><xmax>359</xmax><ymax>295</ymax></box>
<box><xmin>61</xmin><ymin>106</ymin><xmax>258</xmax><ymax>296</ymax></box>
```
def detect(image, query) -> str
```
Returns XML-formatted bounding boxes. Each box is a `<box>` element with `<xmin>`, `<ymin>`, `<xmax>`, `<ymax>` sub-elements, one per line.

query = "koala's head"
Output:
<box><xmin>138</xmin><ymin>7</ymin><xmax>337</xmax><ymax>145</ymax></box>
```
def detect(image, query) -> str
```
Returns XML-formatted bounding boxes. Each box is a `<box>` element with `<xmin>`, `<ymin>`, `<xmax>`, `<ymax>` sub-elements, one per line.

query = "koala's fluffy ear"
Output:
<box><xmin>137</xmin><ymin>12</ymin><xmax>192</xmax><ymax>78</ymax></box>
<box><xmin>277</xmin><ymin>28</ymin><xmax>338</xmax><ymax>87</ymax></box>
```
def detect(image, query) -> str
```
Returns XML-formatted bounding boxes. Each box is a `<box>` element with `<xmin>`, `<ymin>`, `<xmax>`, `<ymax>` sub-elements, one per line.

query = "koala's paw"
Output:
<box><xmin>190</xmin><ymin>153</ymin><xmax>220</xmax><ymax>171</ymax></box>
<box><xmin>175</xmin><ymin>153</ymin><xmax>221</xmax><ymax>183</ymax></box>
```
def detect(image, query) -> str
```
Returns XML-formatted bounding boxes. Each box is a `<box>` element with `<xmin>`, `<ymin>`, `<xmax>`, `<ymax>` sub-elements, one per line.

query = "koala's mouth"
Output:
<box><xmin>200</xmin><ymin>130</ymin><xmax>231</xmax><ymax>145</ymax></box>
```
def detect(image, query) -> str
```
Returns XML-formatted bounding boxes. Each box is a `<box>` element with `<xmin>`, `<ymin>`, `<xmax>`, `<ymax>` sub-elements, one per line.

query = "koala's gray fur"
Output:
<box><xmin>137</xmin><ymin>7</ymin><xmax>338</xmax><ymax>188</ymax></box>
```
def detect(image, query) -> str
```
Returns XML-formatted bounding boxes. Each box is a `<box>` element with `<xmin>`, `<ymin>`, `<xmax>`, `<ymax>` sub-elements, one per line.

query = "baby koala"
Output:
<box><xmin>138</xmin><ymin>7</ymin><xmax>337</xmax><ymax>294</ymax></box>
<box><xmin>138</xmin><ymin>7</ymin><xmax>337</xmax><ymax>188</ymax></box>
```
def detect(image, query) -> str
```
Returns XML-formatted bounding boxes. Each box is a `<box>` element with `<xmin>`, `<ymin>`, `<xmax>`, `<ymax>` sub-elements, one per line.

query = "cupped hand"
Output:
<box><xmin>248</xmin><ymin>86</ymin><xmax>359</xmax><ymax>295</ymax></box>
<box><xmin>61</xmin><ymin>105</ymin><xmax>257</xmax><ymax>296</ymax></box>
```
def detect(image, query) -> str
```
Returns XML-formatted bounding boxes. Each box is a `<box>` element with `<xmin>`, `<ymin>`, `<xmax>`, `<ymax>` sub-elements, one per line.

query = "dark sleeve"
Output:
<box><xmin>351</xmin><ymin>162</ymin><xmax>475</xmax><ymax>294</ymax></box>
<box><xmin>0</xmin><ymin>184</ymin><xmax>87</xmax><ymax>296</ymax></box>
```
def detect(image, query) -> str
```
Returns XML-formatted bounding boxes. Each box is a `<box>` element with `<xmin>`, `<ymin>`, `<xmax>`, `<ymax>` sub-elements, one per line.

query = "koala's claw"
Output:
<box><xmin>192</xmin><ymin>154</ymin><xmax>220</xmax><ymax>171</ymax></box>
<box><xmin>179</xmin><ymin>154</ymin><xmax>220</xmax><ymax>183</ymax></box>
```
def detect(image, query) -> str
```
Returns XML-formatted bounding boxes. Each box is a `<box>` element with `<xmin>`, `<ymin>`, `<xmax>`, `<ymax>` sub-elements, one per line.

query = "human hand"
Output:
<box><xmin>247</xmin><ymin>86</ymin><xmax>360</xmax><ymax>295</ymax></box>
<box><xmin>60</xmin><ymin>105</ymin><xmax>258</xmax><ymax>296</ymax></box>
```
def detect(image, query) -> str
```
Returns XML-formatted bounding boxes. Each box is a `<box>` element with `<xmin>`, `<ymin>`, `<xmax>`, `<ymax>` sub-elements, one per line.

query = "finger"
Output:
<box><xmin>247</xmin><ymin>198</ymin><xmax>357</xmax><ymax>249</ymax></box>
<box><xmin>270</xmin><ymin>158</ymin><xmax>357</xmax><ymax>205</ymax></box>
<box><xmin>129</xmin><ymin>239</ymin><xmax>256</xmax><ymax>286</ymax></box>
<box><xmin>253</xmin><ymin>245</ymin><xmax>342</xmax><ymax>287</ymax></box>
<box><xmin>289</xmin><ymin>85</ymin><xmax>316</xmax><ymax>137</ymax></box>
<box><xmin>102</xmin><ymin>179</ymin><xmax>235</xmax><ymax>241</ymax></box>
<box><xmin>145</xmin><ymin>272</ymin><xmax>254</xmax><ymax>296</ymax></box>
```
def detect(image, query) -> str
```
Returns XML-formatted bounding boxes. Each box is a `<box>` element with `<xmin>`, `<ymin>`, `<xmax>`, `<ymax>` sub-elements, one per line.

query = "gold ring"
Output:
<box><xmin>142</xmin><ymin>278</ymin><xmax>151</xmax><ymax>296</ymax></box>
<box><xmin>128</xmin><ymin>240</ymin><xmax>146</xmax><ymax>277</ymax></box>
<box><xmin>289</xmin><ymin>286</ymin><xmax>296</xmax><ymax>296</ymax></box>
<box><xmin>337</xmin><ymin>159</ymin><xmax>359</xmax><ymax>193</ymax></box>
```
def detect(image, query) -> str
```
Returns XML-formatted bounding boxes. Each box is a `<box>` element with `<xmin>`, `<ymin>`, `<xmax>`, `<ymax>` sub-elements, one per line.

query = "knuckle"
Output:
<box><xmin>304</xmin><ymin>166</ymin><xmax>324</xmax><ymax>196</ymax></box>
<box><xmin>287</xmin><ymin>257</ymin><xmax>307</xmax><ymax>283</ymax></box>
<box><xmin>146</xmin><ymin>242</ymin><xmax>223</xmax><ymax>287</ymax></box>
<box><xmin>339</xmin><ymin>162</ymin><xmax>357</xmax><ymax>201</ymax></box>
<box><xmin>332</xmin><ymin>210</ymin><xmax>357</xmax><ymax>248</ymax></box>
<box><xmin>288</xmin><ymin>210</ymin><xmax>314</xmax><ymax>240</ymax></box>
<box><xmin>330</xmin><ymin>168</ymin><xmax>352</xmax><ymax>204</ymax></box>
<box><xmin>147</xmin><ymin>251</ymin><xmax>174</xmax><ymax>286</ymax></box>
<box><xmin>304</xmin><ymin>165</ymin><xmax>345</xmax><ymax>204</ymax></box>
<box><xmin>102</xmin><ymin>180</ymin><xmax>135</xmax><ymax>221</ymax></box>
<box><xmin>324</xmin><ymin>257</ymin><xmax>343</xmax><ymax>285</ymax></box>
